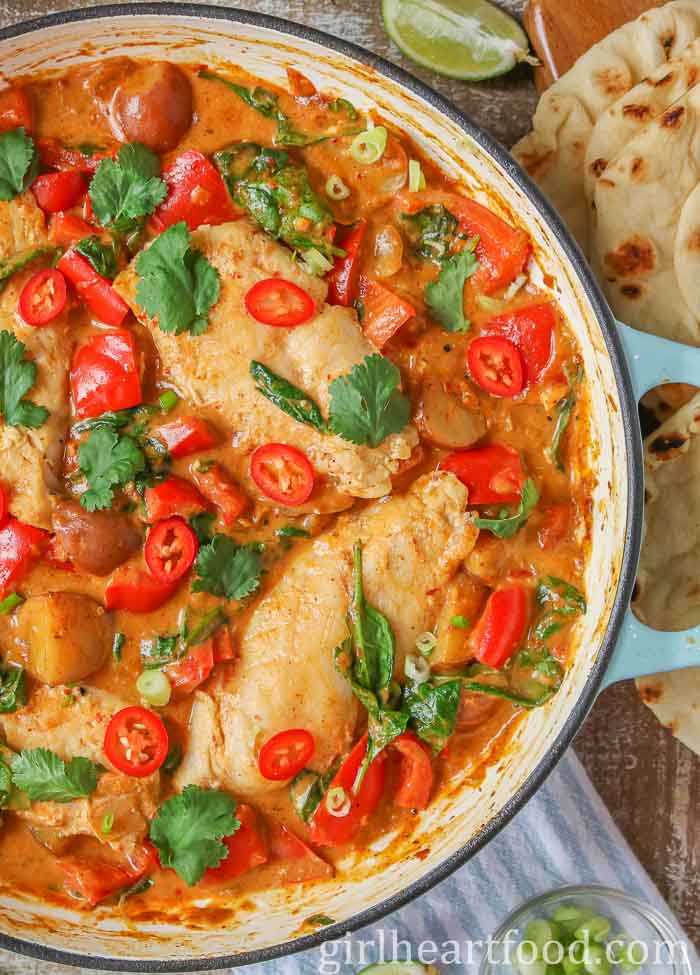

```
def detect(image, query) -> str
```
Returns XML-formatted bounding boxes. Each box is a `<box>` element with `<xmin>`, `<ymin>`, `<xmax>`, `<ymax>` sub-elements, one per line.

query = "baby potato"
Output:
<box><xmin>431</xmin><ymin>572</ymin><xmax>488</xmax><ymax>669</ymax></box>
<box><xmin>16</xmin><ymin>593</ymin><xmax>114</xmax><ymax>686</ymax></box>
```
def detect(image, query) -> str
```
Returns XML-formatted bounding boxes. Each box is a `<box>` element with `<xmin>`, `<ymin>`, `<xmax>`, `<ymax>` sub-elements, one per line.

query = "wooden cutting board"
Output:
<box><xmin>524</xmin><ymin>0</ymin><xmax>662</xmax><ymax>90</ymax></box>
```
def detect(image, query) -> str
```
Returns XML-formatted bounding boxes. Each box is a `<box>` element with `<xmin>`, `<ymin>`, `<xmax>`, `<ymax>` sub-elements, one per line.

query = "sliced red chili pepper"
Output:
<box><xmin>440</xmin><ymin>444</ymin><xmax>526</xmax><ymax>504</ymax></box>
<box><xmin>258</xmin><ymin>729</ymin><xmax>315</xmax><ymax>781</ymax></box>
<box><xmin>0</xmin><ymin>87</ymin><xmax>32</xmax><ymax>132</ymax></box>
<box><xmin>58</xmin><ymin>249</ymin><xmax>129</xmax><ymax>327</ymax></box>
<box><xmin>104</xmin><ymin>564</ymin><xmax>177</xmax><ymax>613</ymax></box>
<box><xmin>143</xmin><ymin>476</ymin><xmax>208</xmax><ymax>523</ymax></box>
<box><xmin>32</xmin><ymin>170</ymin><xmax>87</xmax><ymax>214</ymax></box>
<box><xmin>471</xmin><ymin>585</ymin><xmax>530</xmax><ymax>669</ymax></box>
<box><xmin>250</xmin><ymin>443</ymin><xmax>315</xmax><ymax>507</ymax></box>
<box><xmin>212</xmin><ymin>625</ymin><xmax>235</xmax><ymax>663</ymax></box>
<box><xmin>192</xmin><ymin>463</ymin><xmax>247</xmax><ymax>526</ymax></box>
<box><xmin>309</xmin><ymin>733</ymin><xmax>386</xmax><ymax>847</ymax></box>
<box><xmin>468</xmin><ymin>335</ymin><xmax>524</xmax><ymax>398</ymax></box>
<box><xmin>18</xmin><ymin>269</ymin><xmax>68</xmax><ymax>326</ymax></box>
<box><xmin>358</xmin><ymin>275</ymin><xmax>415</xmax><ymax>349</ymax></box>
<box><xmin>145</xmin><ymin>516</ymin><xmax>198</xmax><ymax>584</ymax></box>
<box><xmin>0</xmin><ymin>485</ymin><xmax>7</xmax><ymax>529</ymax></box>
<box><xmin>104</xmin><ymin>706</ymin><xmax>169</xmax><ymax>778</ymax></box>
<box><xmin>155</xmin><ymin>416</ymin><xmax>217</xmax><ymax>458</ymax></box>
<box><xmin>327</xmin><ymin>220</ymin><xmax>367</xmax><ymax>306</ymax></box>
<box><xmin>245</xmin><ymin>278</ymin><xmax>315</xmax><ymax>327</ymax></box>
<box><xmin>392</xmin><ymin>732</ymin><xmax>433</xmax><ymax>810</ymax></box>
<box><xmin>483</xmin><ymin>303</ymin><xmax>555</xmax><ymax>384</ymax></box>
<box><xmin>48</xmin><ymin>212</ymin><xmax>95</xmax><ymax>246</ymax></box>
<box><xmin>70</xmin><ymin>328</ymin><xmax>142</xmax><ymax>419</ymax></box>
<box><xmin>165</xmin><ymin>640</ymin><xmax>214</xmax><ymax>698</ymax></box>
<box><xmin>0</xmin><ymin>518</ymin><xmax>48</xmax><ymax>598</ymax></box>
<box><xmin>151</xmin><ymin>149</ymin><xmax>238</xmax><ymax>232</ymax></box>
<box><xmin>203</xmin><ymin>805</ymin><xmax>269</xmax><ymax>884</ymax></box>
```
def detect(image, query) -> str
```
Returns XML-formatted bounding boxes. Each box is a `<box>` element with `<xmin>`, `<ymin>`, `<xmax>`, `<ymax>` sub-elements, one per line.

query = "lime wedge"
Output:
<box><xmin>382</xmin><ymin>0</ymin><xmax>532</xmax><ymax>81</ymax></box>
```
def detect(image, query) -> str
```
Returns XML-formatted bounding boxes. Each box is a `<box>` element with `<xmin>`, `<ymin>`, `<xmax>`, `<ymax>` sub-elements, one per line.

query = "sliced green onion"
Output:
<box><xmin>101</xmin><ymin>811</ymin><xmax>115</xmax><ymax>834</ymax></box>
<box><xmin>408</xmin><ymin>158</ymin><xmax>426</xmax><ymax>192</ymax></box>
<box><xmin>158</xmin><ymin>390</ymin><xmax>179</xmax><ymax>412</ymax></box>
<box><xmin>450</xmin><ymin>615</ymin><xmax>470</xmax><ymax>629</ymax></box>
<box><xmin>0</xmin><ymin>592</ymin><xmax>24</xmax><ymax>615</ymax></box>
<box><xmin>350</xmin><ymin>126</ymin><xmax>388</xmax><ymax>164</ymax></box>
<box><xmin>112</xmin><ymin>632</ymin><xmax>125</xmax><ymax>663</ymax></box>
<box><xmin>326</xmin><ymin>785</ymin><xmax>351</xmax><ymax>817</ymax></box>
<box><xmin>405</xmin><ymin>653</ymin><xmax>431</xmax><ymax>684</ymax></box>
<box><xmin>415</xmin><ymin>631</ymin><xmax>437</xmax><ymax>656</ymax></box>
<box><xmin>136</xmin><ymin>669</ymin><xmax>172</xmax><ymax>708</ymax></box>
<box><xmin>325</xmin><ymin>174</ymin><xmax>351</xmax><ymax>200</ymax></box>
<box><xmin>301</xmin><ymin>247</ymin><xmax>333</xmax><ymax>277</ymax></box>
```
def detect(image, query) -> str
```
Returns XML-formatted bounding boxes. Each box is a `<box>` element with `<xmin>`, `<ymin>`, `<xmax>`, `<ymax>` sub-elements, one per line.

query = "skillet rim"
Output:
<box><xmin>0</xmin><ymin>4</ymin><xmax>644</xmax><ymax>970</ymax></box>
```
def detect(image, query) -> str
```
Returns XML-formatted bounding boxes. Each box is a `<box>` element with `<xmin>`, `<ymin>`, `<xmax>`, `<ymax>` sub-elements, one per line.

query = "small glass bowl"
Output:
<box><xmin>479</xmin><ymin>885</ymin><xmax>694</xmax><ymax>975</ymax></box>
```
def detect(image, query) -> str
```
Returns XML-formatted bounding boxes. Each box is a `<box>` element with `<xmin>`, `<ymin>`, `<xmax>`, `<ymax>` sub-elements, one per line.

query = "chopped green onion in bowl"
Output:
<box><xmin>136</xmin><ymin>669</ymin><xmax>172</xmax><ymax>708</ymax></box>
<box><xmin>350</xmin><ymin>126</ymin><xmax>388</xmax><ymax>165</ymax></box>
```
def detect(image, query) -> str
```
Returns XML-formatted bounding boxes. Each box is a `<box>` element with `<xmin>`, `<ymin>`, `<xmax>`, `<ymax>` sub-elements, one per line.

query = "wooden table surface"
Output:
<box><xmin>0</xmin><ymin>1</ymin><xmax>697</xmax><ymax>972</ymax></box>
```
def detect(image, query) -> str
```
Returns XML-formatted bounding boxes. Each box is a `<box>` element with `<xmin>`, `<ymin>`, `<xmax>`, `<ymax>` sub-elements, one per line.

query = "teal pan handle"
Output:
<box><xmin>600</xmin><ymin>323</ymin><xmax>700</xmax><ymax>690</ymax></box>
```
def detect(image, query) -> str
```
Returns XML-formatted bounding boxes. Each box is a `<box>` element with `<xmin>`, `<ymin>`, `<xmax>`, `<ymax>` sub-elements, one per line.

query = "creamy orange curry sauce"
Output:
<box><xmin>0</xmin><ymin>57</ymin><xmax>588</xmax><ymax>916</ymax></box>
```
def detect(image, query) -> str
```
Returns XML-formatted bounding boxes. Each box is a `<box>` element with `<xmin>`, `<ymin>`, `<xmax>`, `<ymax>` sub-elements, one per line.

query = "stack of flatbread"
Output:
<box><xmin>513</xmin><ymin>0</ymin><xmax>700</xmax><ymax>752</ymax></box>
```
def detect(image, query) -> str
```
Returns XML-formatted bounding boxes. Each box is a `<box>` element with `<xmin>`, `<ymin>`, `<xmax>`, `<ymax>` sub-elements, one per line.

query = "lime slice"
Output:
<box><xmin>382</xmin><ymin>0</ymin><xmax>532</xmax><ymax>81</ymax></box>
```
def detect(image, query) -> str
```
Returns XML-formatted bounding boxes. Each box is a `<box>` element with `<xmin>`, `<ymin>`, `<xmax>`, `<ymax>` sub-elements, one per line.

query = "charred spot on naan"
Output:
<box><xmin>648</xmin><ymin>432</ymin><xmax>689</xmax><ymax>459</ymax></box>
<box><xmin>620</xmin><ymin>283</ymin><xmax>643</xmax><ymax>299</ymax></box>
<box><xmin>622</xmin><ymin>103</ymin><xmax>653</xmax><ymax>121</ymax></box>
<box><xmin>590</xmin><ymin>157</ymin><xmax>608</xmax><ymax>178</ymax></box>
<box><xmin>593</xmin><ymin>66</ymin><xmax>631</xmax><ymax>99</ymax></box>
<box><xmin>630</xmin><ymin>156</ymin><xmax>649</xmax><ymax>180</ymax></box>
<box><xmin>604</xmin><ymin>235</ymin><xmax>656</xmax><ymax>276</ymax></box>
<box><xmin>660</xmin><ymin>104</ymin><xmax>686</xmax><ymax>127</ymax></box>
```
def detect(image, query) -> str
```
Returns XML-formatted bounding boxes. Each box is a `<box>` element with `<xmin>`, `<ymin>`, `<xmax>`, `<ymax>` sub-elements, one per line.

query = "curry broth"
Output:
<box><xmin>0</xmin><ymin>57</ymin><xmax>589</xmax><ymax>915</ymax></box>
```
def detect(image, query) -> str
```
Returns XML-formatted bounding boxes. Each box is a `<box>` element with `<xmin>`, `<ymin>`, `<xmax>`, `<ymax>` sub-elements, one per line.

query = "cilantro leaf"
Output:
<box><xmin>78</xmin><ymin>427</ymin><xmax>146</xmax><ymax>511</ymax></box>
<box><xmin>474</xmin><ymin>477</ymin><xmax>539</xmax><ymax>539</ymax></box>
<box><xmin>192</xmin><ymin>534</ymin><xmax>263</xmax><ymax>601</ymax></box>
<box><xmin>89</xmin><ymin>143</ymin><xmax>167</xmax><ymax>233</ymax></box>
<box><xmin>328</xmin><ymin>353</ymin><xmax>410</xmax><ymax>447</ymax></box>
<box><xmin>250</xmin><ymin>360</ymin><xmax>327</xmax><ymax>432</ymax></box>
<box><xmin>135</xmin><ymin>222</ymin><xmax>220</xmax><ymax>336</ymax></box>
<box><xmin>149</xmin><ymin>784</ymin><xmax>239</xmax><ymax>886</ymax></box>
<box><xmin>11</xmin><ymin>748</ymin><xmax>101</xmax><ymax>802</ymax></box>
<box><xmin>74</xmin><ymin>236</ymin><xmax>119</xmax><ymax>280</ymax></box>
<box><xmin>425</xmin><ymin>249</ymin><xmax>479</xmax><ymax>333</ymax></box>
<box><xmin>0</xmin><ymin>666</ymin><xmax>26</xmax><ymax>713</ymax></box>
<box><xmin>0</xmin><ymin>128</ymin><xmax>37</xmax><ymax>202</ymax></box>
<box><xmin>402</xmin><ymin>204</ymin><xmax>460</xmax><ymax>265</ymax></box>
<box><xmin>0</xmin><ymin>330</ymin><xmax>48</xmax><ymax>429</ymax></box>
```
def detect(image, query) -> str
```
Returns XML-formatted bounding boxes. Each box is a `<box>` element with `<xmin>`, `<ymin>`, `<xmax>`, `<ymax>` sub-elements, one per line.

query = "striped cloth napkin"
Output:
<box><xmin>242</xmin><ymin>751</ymin><xmax>698</xmax><ymax>975</ymax></box>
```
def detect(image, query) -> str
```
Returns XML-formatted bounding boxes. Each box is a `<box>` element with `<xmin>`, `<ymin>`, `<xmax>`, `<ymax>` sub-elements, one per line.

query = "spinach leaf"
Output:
<box><xmin>532</xmin><ymin>575</ymin><xmax>586</xmax><ymax>641</ymax></box>
<box><xmin>404</xmin><ymin>679</ymin><xmax>461</xmax><ymax>751</ymax></box>
<box><xmin>474</xmin><ymin>477</ymin><xmax>539</xmax><ymax>539</ymax></box>
<box><xmin>402</xmin><ymin>204</ymin><xmax>460</xmax><ymax>264</ymax></box>
<box><xmin>0</xmin><ymin>665</ymin><xmax>27</xmax><ymax>713</ymax></box>
<box><xmin>549</xmin><ymin>362</ymin><xmax>583</xmax><ymax>472</ymax></box>
<box><xmin>250</xmin><ymin>360</ymin><xmax>328</xmax><ymax>432</ymax></box>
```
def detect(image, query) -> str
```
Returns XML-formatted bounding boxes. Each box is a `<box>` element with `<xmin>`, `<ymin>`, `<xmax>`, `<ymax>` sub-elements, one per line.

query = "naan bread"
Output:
<box><xmin>635</xmin><ymin>391</ymin><xmax>700</xmax><ymax>755</ymax></box>
<box><xmin>592</xmin><ymin>83</ymin><xmax>700</xmax><ymax>347</ymax></box>
<box><xmin>512</xmin><ymin>0</ymin><xmax>700</xmax><ymax>251</ymax></box>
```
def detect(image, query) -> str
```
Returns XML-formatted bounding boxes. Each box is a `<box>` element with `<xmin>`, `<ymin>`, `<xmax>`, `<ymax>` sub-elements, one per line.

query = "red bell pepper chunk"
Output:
<box><xmin>37</xmin><ymin>138</ymin><xmax>112</xmax><ymax>174</ymax></box>
<box><xmin>471</xmin><ymin>585</ymin><xmax>530</xmax><ymax>669</ymax></box>
<box><xmin>57</xmin><ymin>844</ymin><xmax>156</xmax><ymax>907</ymax></box>
<box><xmin>0</xmin><ymin>518</ymin><xmax>49</xmax><ymax>598</ymax></box>
<box><xmin>309</xmin><ymin>733</ymin><xmax>386</xmax><ymax>847</ymax></box>
<box><xmin>165</xmin><ymin>639</ymin><xmax>214</xmax><ymax>698</ymax></box>
<box><xmin>192</xmin><ymin>463</ymin><xmax>247</xmax><ymax>526</ymax></box>
<box><xmin>143</xmin><ymin>476</ymin><xmax>208</xmax><ymax>523</ymax></box>
<box><xmin>440</xmin><ymin>444</ymin><xmax>526</xmax><ymax>505</ymax></box>
<box><xmin>358</xmin><ymin>275</ymin><xmax>415</xmax><ymax>349</ymax></box>
<box><xmin>397</xmin><ymin>189</ymin><xmax>531</xmax><ymax>295</ymax></box>
<box><xmin>203</xmin><ymin>805</ymin><xmax>269</xmax><ymax>884</ymax></box>
<box><xmin>70</xmin><ymin>328</ymin><xmax>142</xmax><ymax>419</ymax></box>
<box><xmin>327</xmin><ymin>220</ymin><xmax>368</xmax><ymax>306</ymax></box>
<box><xmin>392</xmin><ymin>732</ymin><xmax>433</xmax><ymax>810</ymax></box>
<box><xmin>155</xmin><ymin>416</ymin><xmax>218</xmax><ymax>458</ymax></box>
<box><xmin>58</xmin><ymin>249</ymin><xmax>129</xmax><ymax>327</ymax></box>
<box><xmin>48</xmin><ymin>212</ymin><xmax>95</xmax><ymax>246</ymax></box>
<box><xmin>0</xmin><ymin>87</ymin><xmax>32</xmax><ymax>132</ymax></box>
<box><xmin>32</xmin><ymin>170</ymin><xmax>87</xmax><ymax>214</ymax></box>
<box><xmin>104</xmin><ymin>564</ymin><xmax>177</xmax><ymax>613</ymax></box>
<box><xmin>151</xmin><ymin>149</ymin><xmax>238</xmax><ymax>232</ymax></box>
<box><xmin>267</xmin><ymin>821</ymin><xmax>334</xmax><ymax>882</ymax></box>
